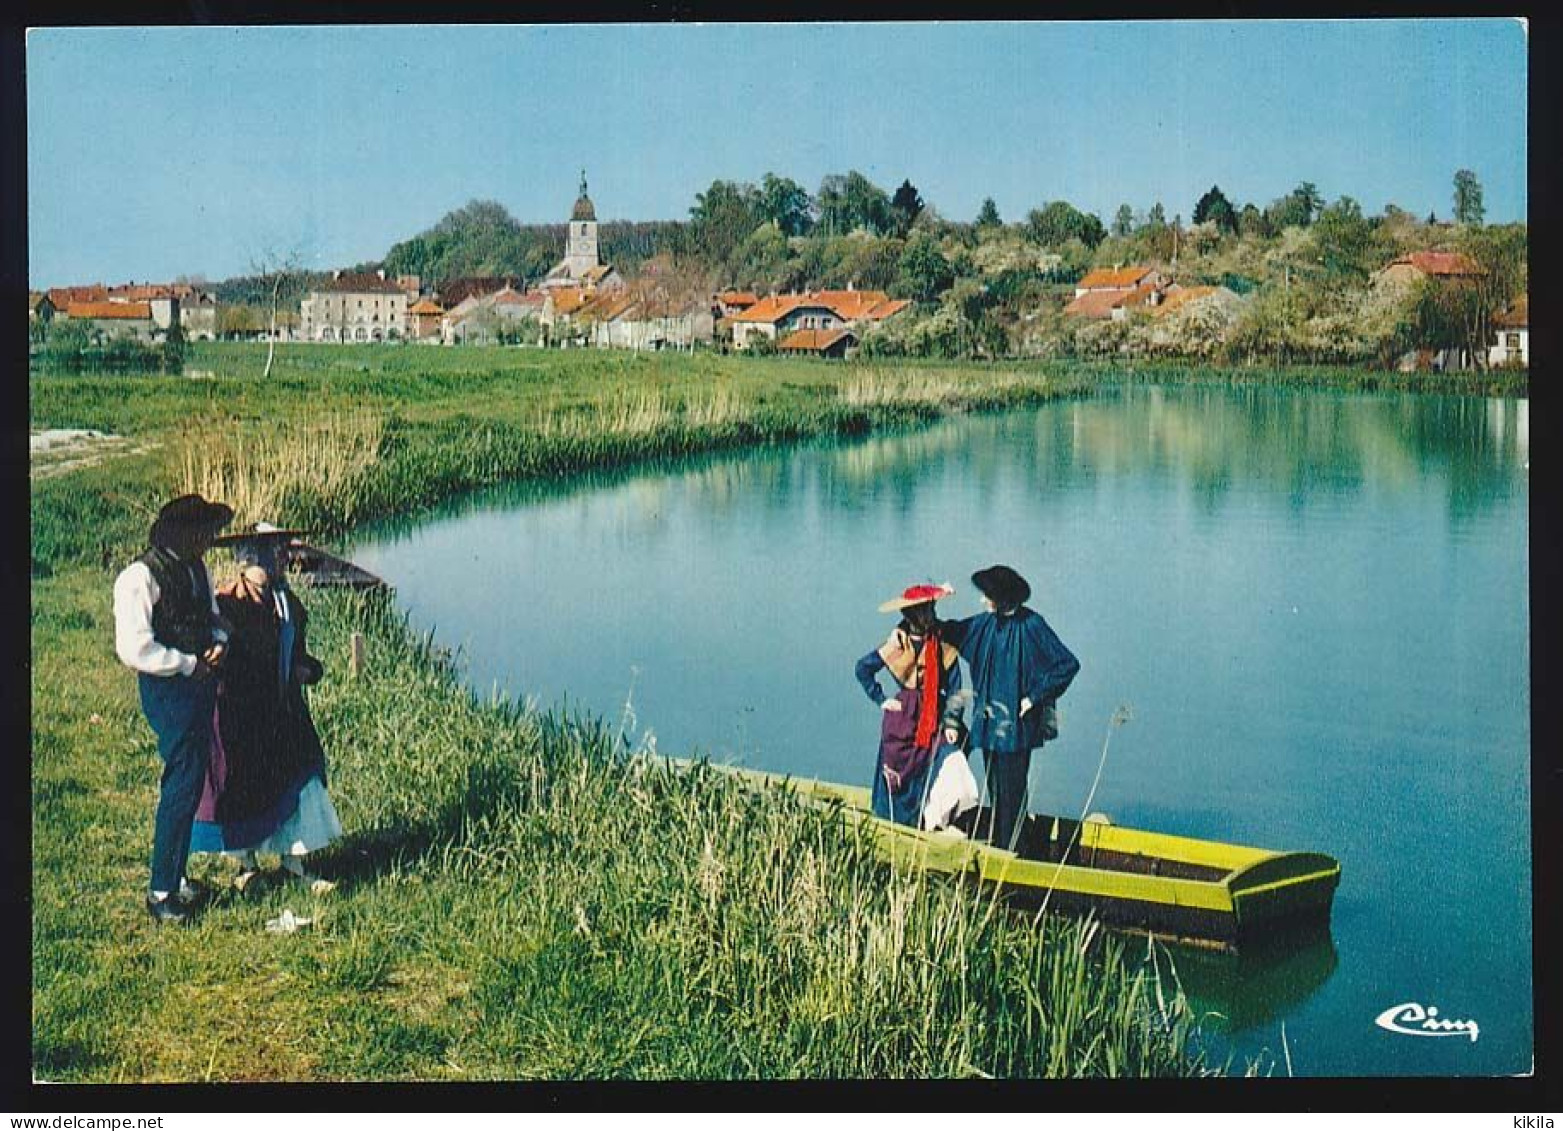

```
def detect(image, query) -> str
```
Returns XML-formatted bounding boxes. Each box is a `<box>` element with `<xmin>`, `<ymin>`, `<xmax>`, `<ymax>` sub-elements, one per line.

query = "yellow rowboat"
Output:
<box><xmin>692</xmin><ymin>761</ymin><xmax>1341</xmax><ymax>954</ymax></box>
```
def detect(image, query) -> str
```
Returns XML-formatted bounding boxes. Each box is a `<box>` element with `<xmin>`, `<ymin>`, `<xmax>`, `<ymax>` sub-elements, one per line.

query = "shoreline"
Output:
<box><xmin>32</xmin><ymin>348</ymin><xmax>1509</xmax><ymax>1079</ymax></box>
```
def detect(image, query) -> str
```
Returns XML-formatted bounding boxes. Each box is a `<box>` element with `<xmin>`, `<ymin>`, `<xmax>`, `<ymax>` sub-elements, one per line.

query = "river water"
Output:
<box><xmin>351</xmin><ymin>382</ymin><xmax>1531</xmax><ymax>1077</ymax></box>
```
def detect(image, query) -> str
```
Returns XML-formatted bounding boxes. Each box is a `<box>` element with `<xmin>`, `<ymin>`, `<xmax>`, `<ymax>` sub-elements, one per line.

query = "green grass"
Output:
<box><xmin>37</xmin><ymin>343</ymin><xmax>1455</xmax><ymax>1080</ymax></box>
<box><xmin>32</xmin><ymin>574</ymin><xmax>1221</xmax><ymax>1080</ymax></box>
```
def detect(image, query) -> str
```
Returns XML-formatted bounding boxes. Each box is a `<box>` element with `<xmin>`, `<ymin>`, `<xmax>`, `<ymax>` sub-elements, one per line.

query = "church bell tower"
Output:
<box><xmin>565</xmin><ymin>169</ymin><xmax>600</xmax><ymax>278</ymax></box>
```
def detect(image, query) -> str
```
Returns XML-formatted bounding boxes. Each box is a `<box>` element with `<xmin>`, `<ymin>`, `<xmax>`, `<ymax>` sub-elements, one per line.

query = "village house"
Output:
<box><xmin>1375</xmin><ymin>251</ymin><xmax>1485</xmax><ymax>288</ymax></box>
<box><xmin>1063</xmin><ymin>266</ymin><xmax>1172</xmax><ymax>320</ymax></box>
<box><xmin>436</xmin><ymin>276</ymin><xmax>527</xmax><ymax>309</ymax></box>
<box><xmin>59</xmin><ymin>300</ymin><xmax>162</xmax><ymax>341</ymax></box>
<box><xmin>714</xmin><ymin>290</ymin><xmax>759</xmax><ymax>318</ymax></box>
<box><xmin>540</xmin><ymin>286</ymin><xmax>593</xmax><ymax>340</ymax></box>
<box><xmin>539</xmin><ymin>172</ymin><xmax>624</xmax><ymax>293</ymax></box>
<box><xmin>776</xmin><ymin>327</ymin><xmax>857</xmax><ymax>359</ymax></box>
<box><xmin>97</xmin><ymin>282</ymin><xmax>220</xmax><ymax>339</ymax></box>
<box><xmin>299</xmin><ymin>270</ymin><xmax>408</xmax><ymax>342</ymax></box>
<box><xmin>577</xmin><ymin>284</ymin><xmax>714</xmax><ymax>351</ymax></box>
<box><xmin>1072</xmin><ymin>266</ymin><xmax>1167</xmax><ymax>299</ymax></box>
<box><xmin>1489</xmin><ymin>294</ymin><xmax>1528</xmax><ymax>368</ymax></box>
<box><xmin>729</xmin><ymin>288</ymin><xmax>910</xmax><ymax>351</ymax></box>
<box><xmin>407</xmin><ymin>298</ymin><xmax>446</xmax><ymax>341</ymax></box>
<box><xmin>442</xmin><ymin>286</ymin><xmax>548</xmax><ymax>345</ymax></box>
<box><xmin>47</xmin><ymin>284</ymin><xmax>108</xmax><ymax>309</ymax></box>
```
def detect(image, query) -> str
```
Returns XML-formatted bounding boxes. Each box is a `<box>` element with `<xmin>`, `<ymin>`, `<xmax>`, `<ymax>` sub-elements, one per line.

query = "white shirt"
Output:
<box><xmin>112</xmin><ymin>556</ymin><xmax>227</xmax><ymax>677</ymax></box>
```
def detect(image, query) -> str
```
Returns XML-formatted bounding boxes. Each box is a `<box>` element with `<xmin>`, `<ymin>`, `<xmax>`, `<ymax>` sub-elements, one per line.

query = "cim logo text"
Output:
<box><xmin>1374</xmin><ymin>1001</ymin><xmax>1479</xmax><ymax>1042</ymax></box>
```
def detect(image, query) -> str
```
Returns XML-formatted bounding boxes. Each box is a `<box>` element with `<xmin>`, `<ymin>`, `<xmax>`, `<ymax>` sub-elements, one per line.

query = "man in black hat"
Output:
<box><xmin>113</xmin><ymin>493</ymin><xmax>235</xmax><ymax>924</ymax></box>
<box><xmin>942</xmin><ymin>564</ymin><xmax>1080</xmax><ymax>852</ymax></box>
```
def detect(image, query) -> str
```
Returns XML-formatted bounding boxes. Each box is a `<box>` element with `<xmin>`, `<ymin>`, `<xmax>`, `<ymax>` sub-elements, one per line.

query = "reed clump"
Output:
<box><xmin>175</xmin><ymin>411</ymin><xmax>386</xmax><ymax>530</ymax></box>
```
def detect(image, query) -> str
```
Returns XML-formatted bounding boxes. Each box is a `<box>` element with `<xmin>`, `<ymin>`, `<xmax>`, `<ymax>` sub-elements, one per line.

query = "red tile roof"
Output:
<box><xmin>1151</xmin><ymin>285</ymin><xmax>1220</xmax><ymax>316</ymax></box>
<box><xmin>1391</xmin><ymin>252</ymin><xmax>1484</xmax><ymax>278</ymax></box>
<box><xmin>48</xmin><ymin>285</ymin><xmax>108</xmax><ymax>307</ymax></box>
<box><xmin>1494</xmin><ymin>294</ymin><xmax>1528</xmax><ymax>328</ymax></box>
<box><xmin>718</xmin><ymin>290</ymin><xmax>759</xmax><ymax>307</ymax></box>
<box><xmin>109</xmin><ymin>282</ymin><xmax>199</xmax><ymax>301</ymax></box>
<box><xmin>66</xmin><ymin>301</ymin><xmax>152</xmax><ymax>320</ymax></box>
<box><xmin>408</xmin><ymin>299</ymin><xmax>445</xmax><ymax>315</ymax></box>
<box><xmin>438</xmin><ymin>277</ymin><xmax>526</xmax><ymax>307</ymax></box>
<box><xmin>1077</xmin><ymin>266</ymin><xmax>1156</xmax><ymax>290</ymax></box>
<box><xmin>778</xmin><ymin>328</ymin><xmax>856</xmax><ymax>353</ymax></box>
<box><xmin>731</xmin><ymin>289</ymin><xmax>905</xmax><ymax>325</ymax></box>
<box><xmin>322</xmin><ymin>273</ymin><xmax>406</xmax><ymax>294</ymax></box>
<box><xmin>549</xmin><ymin>287</ymin><xmax>590</xmax><ymax>316</ymax></box>
<box><xmin>1062</xmin><ymin>290</ymin><xmax>1127</xmax><ymax>319</ymax></box>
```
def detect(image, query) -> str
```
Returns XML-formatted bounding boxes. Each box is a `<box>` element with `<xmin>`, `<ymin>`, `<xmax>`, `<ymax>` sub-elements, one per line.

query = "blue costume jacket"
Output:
<box><xmin>943</xmin><ymin>607</ymin><xmax>1079</xmax><ymax>755</ymax></box>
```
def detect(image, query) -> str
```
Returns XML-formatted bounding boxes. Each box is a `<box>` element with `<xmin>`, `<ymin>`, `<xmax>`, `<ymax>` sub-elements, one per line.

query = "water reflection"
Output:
<box><xmin>351</xmin><ymin>381</ymin><xmax>1529</xmax><ymax>1077</ymax></box>
<box><xmin>360</xmin><ymin>385</ymin><xmax>1527</xmax><ymax>552</ymax></box>
<box><xmin>1172</xmin><ymin>928</ymin><xmax>1340</xmax><ymax>1035</ymax></box>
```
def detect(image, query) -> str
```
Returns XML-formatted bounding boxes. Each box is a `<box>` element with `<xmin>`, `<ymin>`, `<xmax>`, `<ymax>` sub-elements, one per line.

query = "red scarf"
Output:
<box><xmin>914</xmin><ymin>630</ymin><xmax>942</xmax><ymax>751</ymax></box>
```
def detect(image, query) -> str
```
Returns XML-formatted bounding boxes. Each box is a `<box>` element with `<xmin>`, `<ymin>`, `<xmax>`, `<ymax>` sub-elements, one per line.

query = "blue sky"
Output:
<box><xmin>27</xmin><ymin>19</ymin><xmax>1528</xmax><ymax>287</ymax></box>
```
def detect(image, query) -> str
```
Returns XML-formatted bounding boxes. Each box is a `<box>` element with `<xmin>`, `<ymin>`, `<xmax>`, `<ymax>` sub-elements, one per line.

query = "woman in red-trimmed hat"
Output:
<box><xmin>854</xmin><ymin>582</ymin><xmax>976</xmax><ymax>829</ymax></box>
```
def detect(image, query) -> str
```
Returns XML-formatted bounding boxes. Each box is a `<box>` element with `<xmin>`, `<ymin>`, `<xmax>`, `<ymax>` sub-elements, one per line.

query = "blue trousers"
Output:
<box><xmin>980</xmin><ymin>749</ymin><xmax>1033</xmax><ymax>852</ymax></box>
<box><xmin>139</xmin><ymin>672</ymin><xmax>216</xmax><ymax>894</ymax></box>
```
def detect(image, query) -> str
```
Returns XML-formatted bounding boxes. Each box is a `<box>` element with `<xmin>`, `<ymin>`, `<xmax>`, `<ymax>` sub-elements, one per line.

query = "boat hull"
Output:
<box><xmin>690</xmin><ymin>761</ymin><xmax>1340</xmax><ymax>953</ymax></box>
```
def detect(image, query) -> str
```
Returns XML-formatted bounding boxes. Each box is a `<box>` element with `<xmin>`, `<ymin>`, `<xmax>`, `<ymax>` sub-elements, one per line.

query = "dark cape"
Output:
<box><xmin>192</xmin><ymin>585</ymin><xmax>326</xmax><ymax>848</ymax></box>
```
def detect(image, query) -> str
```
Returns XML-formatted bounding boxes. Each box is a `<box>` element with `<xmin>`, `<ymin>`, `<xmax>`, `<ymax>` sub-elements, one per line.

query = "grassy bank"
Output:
<box><xmin>30</xmin><ymin>347</ymin><xmax>1299</xmax><ymax>1080</ymax></box>
<box><xmin>1076</xmin><ymin>358</ymin><xmax>1528</xmax><ymax>398</ymax></box>
<box><xmin>31</xmin><ymin>348</ymin><xmax>1086</xmax><ymax>575</ymax></box>
<box><xmin>33</xmin><ymin>574</ymin><xmax>1220</xmax><ymax>1079</ymax></box>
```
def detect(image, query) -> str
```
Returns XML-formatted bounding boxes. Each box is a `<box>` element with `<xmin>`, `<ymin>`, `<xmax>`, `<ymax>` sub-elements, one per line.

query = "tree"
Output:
<box><xmin>889</xmin><ymin>179</ymin><xmax>925</xmax><ymax>238</ymax></box>
<box><xmin>758</xmin><ymin>173</ymin><xmax>813</xmax><ymax>237</ymax></box>
<box><xmin>1025</xmin><ymin>201</ymin><xmax>1106</xmax><ymax>249</ymax></box>
<box><xmin>842</xmin><ymin>170</ymin><xmax>892</xmax><ymax>235</ymax></box>
<box><xmin>1147</xmin><ymin>202</ymin><xmax>1167</xmax><ymax>229</ymax></box>
<box><xmin>250</xmin><ymin>247</ymin><xmax>305</xmax><ymax>381</ymax></box>
<box><xmin>816</xmin><ymin>174</ymin><xmax>850</xmax><ymax>237</ymax></box>
<box><xmin>160</xmin><ymin>323</ymin><xmax>187</xmax><ymax>376</ymax></box>
<box><xmin>1192</xmin><ymin>185</ymin><xmax>1238</xmax><ymax>234</ymax></box>
<box><xmin>1294</xmin><ymin>182</ymin><xmax>1323</xmax><ymax>225</ymax></box>
<box><xmin>1266</xmin><ymin>182</ymin><xmax>1322</xmax><ymax>231</ymax></box>
<box><xmin>896</xmin><ymin>232</ymin><xmax>955</xmax><ymax>302</ymax></box>
<box><xmin>1453</xmin><ymin>169</ymin><xmax>1485</xmax><ymax>226</ymax></box>
<box><xmin>1238</xmin><ymin>203</ymin><xmax>1270</xmax><ymax>239</ymax></box>
<box><xmin>1313</xmin><ymin>195</ymin><xmax>1381</xmax><ymax>280</ymax></box>
<box><xmin>689</xmin><ymin>179</ymin><xmax>762</xmax><ymax>264</ymax></box>
<box><xmin>1112</xmin><ymin>204</ymin><xmax>1135</xmax><ymax>238</ymax></box>
<box><xmin>975</xmin><ymin>197</ymin><xmax>1002</xmax><ymax>228</ymax></box>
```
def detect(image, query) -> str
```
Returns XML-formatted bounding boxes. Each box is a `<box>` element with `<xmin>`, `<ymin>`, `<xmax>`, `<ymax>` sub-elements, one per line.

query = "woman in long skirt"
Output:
<box><xmin>854</xmin><ymin>583</ymin><xmax>975</xmax><ymax>829</ymax></box>
<box><xmin>191</xmin><ymin>523</ymin><xmax>341</xmax><ymax>891</ymax></box>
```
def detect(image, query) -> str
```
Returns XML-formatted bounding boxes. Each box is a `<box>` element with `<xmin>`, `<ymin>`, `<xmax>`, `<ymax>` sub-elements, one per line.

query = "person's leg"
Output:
<box><xmin>141</xmin><ymin>675</ymin><xmax>216</xmax><ymax>899</ymax></box>
<box><xmin>987</xmin><ymin>751</ymin><xmax>1033</xmax><ymax>852</ymax></box>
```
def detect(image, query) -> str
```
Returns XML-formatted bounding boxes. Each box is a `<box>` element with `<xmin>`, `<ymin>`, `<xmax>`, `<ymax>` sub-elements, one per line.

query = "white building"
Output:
<box><xmin>540</xmin><ymin>171</ymin><xmax>623</xmax><ymax>292</ymax></box>
<box><xmin>1489</xmin><ymin>295</ymin><xmax>1528</xmax><ymax>368</ymax></box>
<box><xmin>300</xmin><ymin>270</ymin><xmax>408</xmax><ymax>342</ymax></box>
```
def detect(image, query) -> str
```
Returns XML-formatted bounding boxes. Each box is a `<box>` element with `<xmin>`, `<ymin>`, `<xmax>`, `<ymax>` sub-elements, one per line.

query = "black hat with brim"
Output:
<box><xmin>972</xmin><ymin>564</ymin><xmax>1031</xmax><ymax>609</ymax></box>
<box><xmin>150</xmin><ymin>494</ymin><xmax>234</xmax><ymax>546</ymax></box>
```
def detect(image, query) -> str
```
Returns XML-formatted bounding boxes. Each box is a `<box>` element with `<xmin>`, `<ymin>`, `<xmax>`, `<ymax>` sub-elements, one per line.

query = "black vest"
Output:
<box><xmin>138</xmin><ymin>546</ymin><xmax>214</xmax><ymax>655</ymax></box>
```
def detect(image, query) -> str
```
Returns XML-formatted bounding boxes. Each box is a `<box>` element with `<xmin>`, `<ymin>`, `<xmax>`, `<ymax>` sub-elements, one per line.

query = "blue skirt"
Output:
<box><xmin>191</xmin><ymin>771</ymin><xmax>341</xmax><ymax>856</ymax></box>
<box><xmin>871</xmin><ymin>743</ymin><xmax>962</xmax><ymax>827</ymax></box>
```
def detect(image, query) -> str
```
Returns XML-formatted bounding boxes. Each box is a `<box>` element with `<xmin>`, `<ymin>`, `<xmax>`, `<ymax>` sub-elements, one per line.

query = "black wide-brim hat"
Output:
<box><xmin>972</xmin><ymin>564</ymin><xmax>1031</xmax><ymax>609</ymax></box>
<box><xmin>150</xmin><ymin>493</ymin><xmax>234</xmax><ymax>543</ymax></box>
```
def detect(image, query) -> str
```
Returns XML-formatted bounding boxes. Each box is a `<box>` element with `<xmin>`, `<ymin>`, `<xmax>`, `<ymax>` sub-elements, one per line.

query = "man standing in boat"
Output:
<box><xmin>942</xmin><ymin>564</ymin><xmax>1080</xmax><ymax>852</ymax></box>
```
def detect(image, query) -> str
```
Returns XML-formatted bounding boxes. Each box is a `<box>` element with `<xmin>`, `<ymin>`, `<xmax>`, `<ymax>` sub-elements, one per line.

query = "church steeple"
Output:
<box><xmin>565</xmin><ymin>170</ymin><xmax>600</xmax><ymax>277</ymax></box>
<box><xmin>571</xmin><ymin>169</ymin><xmax>597</xmax><ymax>222</ymax></box>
